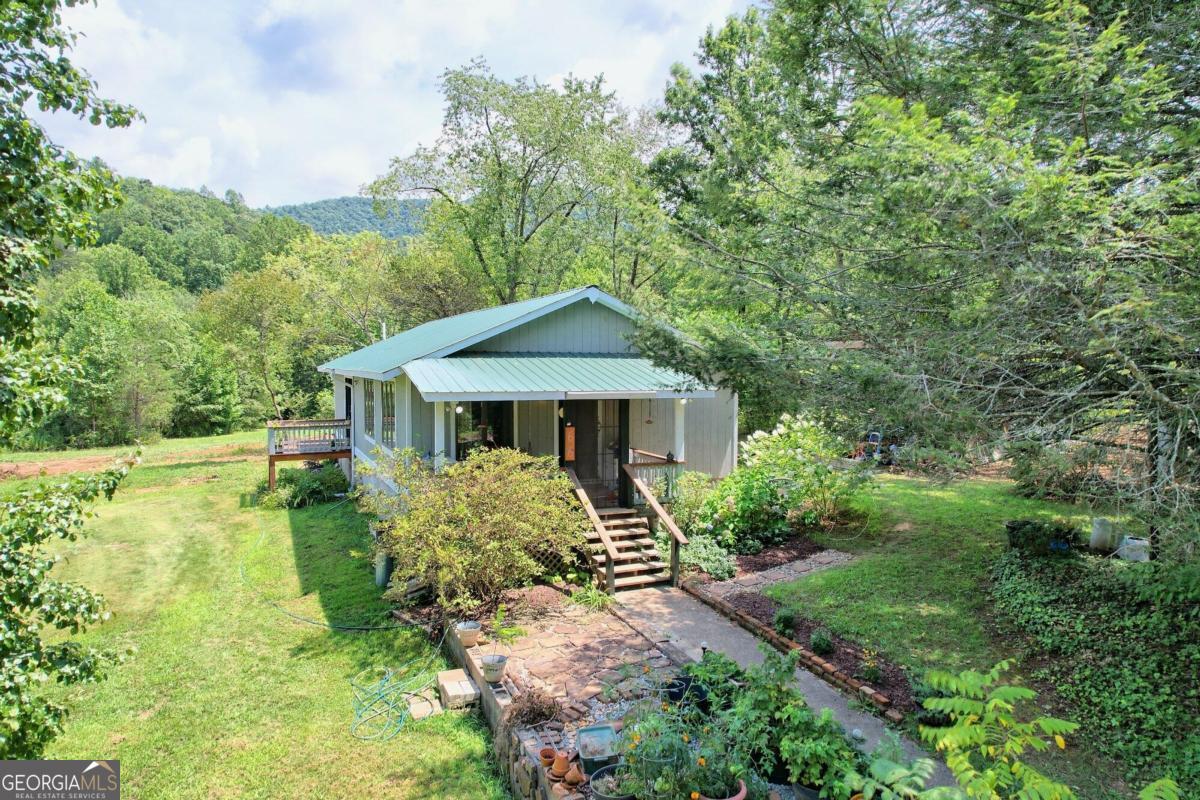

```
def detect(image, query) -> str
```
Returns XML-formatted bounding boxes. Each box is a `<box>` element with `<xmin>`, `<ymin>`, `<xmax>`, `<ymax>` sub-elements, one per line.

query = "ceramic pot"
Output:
<box><xmin>563</xmin><ymin>763</ymin><xmax>585</xmax><ymax>787</ymax></box>
<box><xmin>550</xmin><ymin>750</ymin><xmax>571</xmax><ymax>779</ymax></box>
<box><xmin>481</xmin><ymin>654</ymin><xmax>507</xmax><ymax>683</ymax></box>
<box><xmin>701</xmin><ymin>779</ymin><xmax>747</xmax><ymax>800</ymax></box>
<box><xmin>539</xmin><ymin>746</ymin><xmax>555</xmax><ymax>767</ymax></box>
<box><xmin>455</xmin><ymin>620</ymin><xmax>482</xmax><ymax>647</ymax></box>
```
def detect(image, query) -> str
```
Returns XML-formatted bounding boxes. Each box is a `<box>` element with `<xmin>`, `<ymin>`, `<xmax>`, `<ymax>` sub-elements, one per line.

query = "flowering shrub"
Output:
<box><xmin>370</xmin><ymin>448</ymin><xmax>587</xmax><ymax>613</ymax></box>
<box><xmin>696</xmin><ymin>414</ymin><xmax>873</xmax><ymax>552</ymax></box>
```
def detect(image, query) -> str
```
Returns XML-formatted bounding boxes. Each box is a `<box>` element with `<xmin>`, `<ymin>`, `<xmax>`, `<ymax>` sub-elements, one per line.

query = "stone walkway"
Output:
<box><xmin>614</xmin><ymin>586</ymin><xmax>954</xmax><ymax>787</ymax></box>
<box><xmin>480</xmin><ymin>600</ymin><xmax>679</xmax><ymax>723</ymax></box>
<box><xmin>700</xmin><ymin>549</ymin><xmax>855</xmax><ymax>600</ymax></box>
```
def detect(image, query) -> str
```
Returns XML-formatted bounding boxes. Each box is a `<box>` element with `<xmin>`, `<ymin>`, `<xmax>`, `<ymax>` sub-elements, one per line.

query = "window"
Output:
<box><xmin>381</xmin><ymin>381</ymin><xmax>395</xmax><ymax>448</ymax></box>
<box><xmin>455</xmin><ymin>401</ymin><xmax>512</xmax><ymax>458</ymax></box>
<box><xmin>363</xmin><ymin>380</ymin><xmax>375</xmax><ymax>441</ymax></box>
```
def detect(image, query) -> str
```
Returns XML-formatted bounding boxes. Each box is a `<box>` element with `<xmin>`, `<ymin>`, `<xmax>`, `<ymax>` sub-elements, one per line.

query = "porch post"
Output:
<box><xmin>674</xmin><ymin>398</ymin><xmax>687</xmax><ymax>463</ymax></box>
<box><xmin>618</xmin><ymin>399</ymin><xmax>632</xmax><ymax>507</ymax></box>
<box><xmin>433</xmin><ymin>401</ymin><xmax>445</xmax><ymax>468</ymax></box>
<box><xmin>512</xmin><ymin>401</ymin><xmax>520</xmax><ymax>451</ymax></box>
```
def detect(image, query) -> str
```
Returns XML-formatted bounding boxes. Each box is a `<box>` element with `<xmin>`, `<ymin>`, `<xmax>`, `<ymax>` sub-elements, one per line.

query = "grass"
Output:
<box><xmin>766</xmin><ymin>475</ymin><xmax>1089</xmax><ymax>671</ymax></box>
<box><xmin>13</xmin><ymin>443</ymin><xmax>506</xmax><ymax>800</ymax></box>
<box><xmin>766</xmin><ymin>473</ymin><xmax>1128</xmax><ymax>798</ymax></box>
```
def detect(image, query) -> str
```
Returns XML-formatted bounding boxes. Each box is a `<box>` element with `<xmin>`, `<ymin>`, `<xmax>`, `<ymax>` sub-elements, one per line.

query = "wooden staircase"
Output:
<box><xmin>587</xmin><ymin>508</ymin><xmax>672</xmax><ymax>591</ymax></box>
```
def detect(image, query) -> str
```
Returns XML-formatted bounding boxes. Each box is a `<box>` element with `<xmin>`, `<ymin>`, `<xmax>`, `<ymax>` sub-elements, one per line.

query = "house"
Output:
<box><xmin>276</xmin><ymin>285</ymin><xmax>738</xmax><ymax>590</ymax></box>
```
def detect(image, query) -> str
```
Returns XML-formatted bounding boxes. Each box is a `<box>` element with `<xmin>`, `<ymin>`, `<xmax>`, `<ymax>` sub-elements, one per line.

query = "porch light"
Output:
<box><xmin>558</xmin><ymin>406</ymin><xmax>564</xmax><ymax>418</ymax></box>
<box><xmin>454</xmin><ymin>404</ymin><xmax>463</xmax><ymax>414</ymax></box>
<box><xmin>679</xmin><ymin>398</ymin><xmax>688</xmax><ymax>405</ymax></box>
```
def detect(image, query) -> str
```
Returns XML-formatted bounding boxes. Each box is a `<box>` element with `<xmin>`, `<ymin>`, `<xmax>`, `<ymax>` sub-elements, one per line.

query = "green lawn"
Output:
<box><xmin>767</xmin><ymin>474</ymin><xmax>1127</xmax><ymax>798</ymax></box>
<box><xmin>17</xmin><ymin>449</ymin><xmax>506</xmax><ymax>799</ymax></box>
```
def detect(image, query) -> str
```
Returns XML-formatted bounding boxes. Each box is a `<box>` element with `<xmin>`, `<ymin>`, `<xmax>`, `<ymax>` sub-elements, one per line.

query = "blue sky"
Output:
<box><xmin>38</xmin><ymin>0</ymin><xmax>750</xmax><ymax>207</ymax></box>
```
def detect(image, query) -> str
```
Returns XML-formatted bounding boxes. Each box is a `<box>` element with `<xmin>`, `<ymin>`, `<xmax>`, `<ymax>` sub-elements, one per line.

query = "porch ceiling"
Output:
<box><xmin>403</xmin><ymin>354</ymin><xmax>715</xmax><ymax>401</ymax></box>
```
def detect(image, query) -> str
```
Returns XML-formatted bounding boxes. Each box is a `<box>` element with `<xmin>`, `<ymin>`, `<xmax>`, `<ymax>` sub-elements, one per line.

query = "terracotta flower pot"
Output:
<box><xmin>539</xmin><ymin>746</ymin><xmax>555</xmax><ymax>767</ymax></box>
<box><xmin>701</xmin><ymin>779</ymin><xmax>747</xmax><ymax>800</ymax></box>
<box><xmin>564</xmin><ymin>763</ymin><xmax>585</xmax><ymax>787</ymax></box>
<box><xmin>550</xmin><ymin>750</ymin><xmax>571</xmax><ymax>779</ymax></box>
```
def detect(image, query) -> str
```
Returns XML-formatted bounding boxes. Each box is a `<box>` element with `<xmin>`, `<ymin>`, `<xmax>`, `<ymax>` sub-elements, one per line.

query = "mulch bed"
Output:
<box><xmin>733</xmin><ymin>535</ymin><xmax>825</xmax><ymax>577</ymax></box>
<box><xmin>722</xmin><ymin>589</ymin><xmax>917</xmax><ymax>713</ymax></box>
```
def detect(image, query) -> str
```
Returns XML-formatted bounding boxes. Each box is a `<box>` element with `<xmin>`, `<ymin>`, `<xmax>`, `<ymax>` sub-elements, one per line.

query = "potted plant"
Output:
<box><xmin>454</xmin><ymin>619</ymin><xmax>482</xmax><ymax>647</ymax></box>
<box><xmin>589</xmin><ymin>763</ymin><xmax>635</xmax><ymax>800</ymax></box>
<box><xmin>481</xmin><ymin>604</ymin><xmax>521</xmax><ymax>683</ymax></box>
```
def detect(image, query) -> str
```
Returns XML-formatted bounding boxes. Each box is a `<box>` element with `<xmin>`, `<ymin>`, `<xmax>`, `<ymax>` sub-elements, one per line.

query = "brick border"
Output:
<box><xmin>680</xmin><ymin>579</ymin><xmax>903</xmax><ymax>724</ymax></box>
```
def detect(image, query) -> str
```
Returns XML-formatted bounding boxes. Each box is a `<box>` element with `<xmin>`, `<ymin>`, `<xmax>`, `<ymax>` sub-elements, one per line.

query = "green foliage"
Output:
<box><xmin>647</xmin><ymin>0</ymin><xmax>1200</xmax><ymax>561</ymax></box>
<box><xmin>697</xmin><ymin>415</ymin><xmax>873</xmax><ymax>553</ymax></box>
<box><xmin>919</xmin><ymin>661</ymin><xmax>1078</xmax><ymax>800</ymax></box>
<box><xmin>373</xmin><ymin>448</ymin><xmax>588</xmax><ymax>613</ymax></box>
<box><xmin>266</xmin><ymin>197</ymin><xmax>425</xmax><ymax>238</ymax></box>
<box><xmin>0</xmin><ymin>460</ymin><xmax>133</xmax><ymax>757</ymax></box>
<box><xmin>696</xmin><ymin>463</ymin><xmax>790</xmax><ymax>554</ymax></box>
<box><xmin>258</xmin><ymin>464</ymin><xmax>348</xmax><ymax>510</ymax></box>
<box><xmin>1007</xmin><ymin>442</ymin><xmax>1108</xmax><ymax>502</ymax></box>
<box><xmin>669</xmin><ymin>470</ymin><xmax>715</xmax><ymax>535</ymax></box>
<box><xmin>991</xmin><ymin>552</ymin><xmax>1200</xmax><ymax>792</ymax></box>
<box><xmin>1003</xmin><ymin>519</ymin><xmax>1080</xmax><ymax>556</ymax></box>
<box><xmin>773</xmin><ymin>606</ymin><xmax>796</xmax><ymax>636</ymax></box>
<box><xmin>568</xmin><ymin>584</ymin><xmax>614</xmax><ymax>611</ymax></box>
<box><xmin>674</xmin><ymin>533</ymin><xmax>736</xmax><ymax>581</ymax></box>
<box><xmin>810</xmin><ymin>627</ymin><xmax>834</xmax><ymax>656</ymax></box>
<box><xmin>0</xmin><ymin>0</ymin><xmax>139</xmax><ymax>757</ymax></box>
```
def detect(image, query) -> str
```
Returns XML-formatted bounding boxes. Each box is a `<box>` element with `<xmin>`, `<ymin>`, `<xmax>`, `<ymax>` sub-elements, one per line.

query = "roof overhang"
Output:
<box><xmin>402</xmin><ymin>355</ymin><xmax>714</xmax><ymax>403</ymax></box>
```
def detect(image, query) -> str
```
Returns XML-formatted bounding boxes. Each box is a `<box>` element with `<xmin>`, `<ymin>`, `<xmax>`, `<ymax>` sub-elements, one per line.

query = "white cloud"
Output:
<box><xmin>36</xmin><ymin>0</ymin><xmax>749</xmax><ymax>206</ymax></box>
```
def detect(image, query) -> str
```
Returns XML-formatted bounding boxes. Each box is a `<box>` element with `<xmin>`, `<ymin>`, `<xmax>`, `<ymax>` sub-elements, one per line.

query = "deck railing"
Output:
<box><xmin>627</xmin><ymin>448</ymin><xmax>685</xmax><ymax>504</ymax></box>
<box><xmin>621</xmin><ymin>461</ymin><xmax>688</xmax><ymax>586</ymax></box>
<box><xmin>266</xmin><ymin>418</ymin><xmax>351</xmax><ymax>456</ymax></box>
<box><xmin>265</xmin><ymin>419</ymin><xmax>352</xmax><ymax>489</ymax></box>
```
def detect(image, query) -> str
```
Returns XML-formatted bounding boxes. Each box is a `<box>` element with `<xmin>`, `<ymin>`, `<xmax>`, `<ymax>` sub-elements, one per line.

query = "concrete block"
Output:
<box><xmin>437</xmin><ymin>668</ymin><xmax>481</xmax><ymax>709</ymax></box>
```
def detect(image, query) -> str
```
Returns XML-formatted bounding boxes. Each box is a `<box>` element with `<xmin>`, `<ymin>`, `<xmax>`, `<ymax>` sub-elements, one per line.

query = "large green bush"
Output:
<box><xmin>696</xmin><ymin>415</ymin><xmax>873</xmax><ymax>553</ymax></box>
<box><xmin>372</xmin><ymin>448</ymin><xmax>588</xmax><ymax>614</ymax></box>
<box><xmin>991</xmin><ymin>552</ymin><xmax>1199</xmax><ymax>792</ymax></box>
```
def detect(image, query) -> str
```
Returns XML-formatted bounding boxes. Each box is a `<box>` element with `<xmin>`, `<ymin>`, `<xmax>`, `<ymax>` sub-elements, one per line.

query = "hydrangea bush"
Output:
<box><xmin>696</xmin><ymin>414</ymin><xmax>873</xmax><ymax>553</ymax></box>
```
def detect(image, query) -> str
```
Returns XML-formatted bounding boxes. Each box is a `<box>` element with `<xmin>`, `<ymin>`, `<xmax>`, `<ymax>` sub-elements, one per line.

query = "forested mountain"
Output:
<box><xmin>17</xmin><ymin>178</ymin><xmax>476</xmax><ymax>450</ymax></box>
<box><xmin>264</xmin><ymin>197</ymin><xmax>425</xmax><ymax>238</ymax></box>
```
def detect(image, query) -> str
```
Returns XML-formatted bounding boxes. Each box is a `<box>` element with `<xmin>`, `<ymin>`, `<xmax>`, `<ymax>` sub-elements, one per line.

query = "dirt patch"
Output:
<box><xmin>722</xmin><ymin>589</ymin><xmax>917</xmax><ymax>713</ymax></box>
<box><xmin>734</xmin><ymin>535</ymin><xmax>825</xmax><ymax>577</ymax></box>
<box><xmin>502</xmin><ymin>584</ymin><xmax>569</xmax><ymax>614</ymax></box>
<box><xmin>0</xmin><ymin>443</ymin><xmax>263</xmax><ymax>482</ymax></box>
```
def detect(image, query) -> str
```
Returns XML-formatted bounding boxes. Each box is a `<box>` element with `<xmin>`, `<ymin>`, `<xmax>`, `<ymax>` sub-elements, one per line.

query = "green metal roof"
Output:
<box><xmin>318</xmin><ymin>287</ymin><xmax>612</xmax><ymax>378</ymax></box>
<box><xmin>403</xmin><ymin>355</ymin><xmax>714</xmax><ymax>401</ymax></box>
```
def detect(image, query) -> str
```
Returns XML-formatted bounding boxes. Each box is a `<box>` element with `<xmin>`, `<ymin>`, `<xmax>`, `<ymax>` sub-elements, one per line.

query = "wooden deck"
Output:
<box><xmin>265</xmin><ymin>418</ymin><xmax>351</xmax><ymax>489</ymax></box>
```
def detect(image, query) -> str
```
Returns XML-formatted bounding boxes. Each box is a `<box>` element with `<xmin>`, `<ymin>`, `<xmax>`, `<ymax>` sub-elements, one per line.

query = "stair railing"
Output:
<box><xmin>621</xmin><ymin>463</ymin><xmax>689</xmax><ymax>586</ymax></box>
<box><xmin>563</xmin><ymin>467</ymin><xmax>619</xmax><ymax>594</ymax></box>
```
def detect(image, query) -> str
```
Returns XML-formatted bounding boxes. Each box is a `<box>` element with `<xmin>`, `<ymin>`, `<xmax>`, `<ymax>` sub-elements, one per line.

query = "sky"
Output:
<box><xmin>36</xmin><ymin>0</ymin><xmax>750</xmax><ymax>208</ymax></box>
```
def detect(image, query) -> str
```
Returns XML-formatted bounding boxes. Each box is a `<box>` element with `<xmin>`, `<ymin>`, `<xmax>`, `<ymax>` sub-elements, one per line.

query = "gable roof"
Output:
<box><xmin>318</xmin><ymin>286</ymin><xmax>642</xmax><ymax>380</ymax></box>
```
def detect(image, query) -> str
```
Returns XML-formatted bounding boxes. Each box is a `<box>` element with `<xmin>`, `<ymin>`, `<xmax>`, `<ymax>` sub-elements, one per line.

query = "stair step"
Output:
<box><xmin>612</xmin><ymin>572</ymin><xmax>671</xmax><ymax>589</ymax></box>
<box><xmin>591</xmin><ymin>549</ymin><xmax>662</xmax><ymax>565</ymax></box>
<box><xmin>588</xmin><ymin>525</ymin><xmax>648</xmax><ymax>537</ymax></box>
<box><xmin>596</xmin><ymin>507</ymin><xmax>637</xmax><ymax>517</ymax></box>
<box><xmin>590</xmin><ymin>537</ymin><xmax>656</xmax><ymax>552</ymax></box>
<box><xmin>602</xmin><ymin>516</ymin><xmax>647</xmax><ymax>528</ymax></box>
<box><xmin>594</xmin><ymin>559</ymin><xmax>668</xmax><ymax>575</ymax></box>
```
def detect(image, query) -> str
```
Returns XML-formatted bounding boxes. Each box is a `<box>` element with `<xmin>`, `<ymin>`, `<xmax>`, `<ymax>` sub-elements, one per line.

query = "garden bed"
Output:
<box><xmin>732</xmin><ymin>534</ymin><xmax>825</xmax><ymax>577</ymax></box>
<box><xmin>722</xmin><ymin>590</ymin><xmax>917</xmax><ymax>713</ymax></box>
